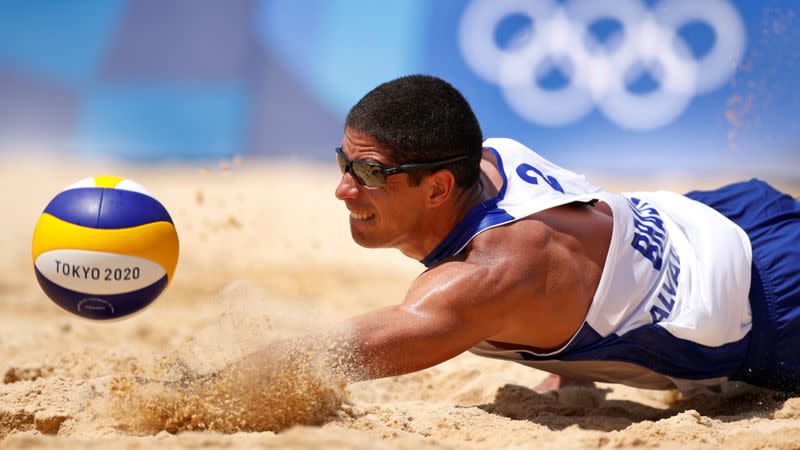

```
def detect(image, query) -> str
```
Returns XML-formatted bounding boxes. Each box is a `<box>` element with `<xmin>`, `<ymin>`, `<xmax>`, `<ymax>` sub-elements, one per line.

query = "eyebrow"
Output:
<box><xmin>344</xmin><ymin>150</ymin><xmax>392</xmax><ymax>166</ymax></box>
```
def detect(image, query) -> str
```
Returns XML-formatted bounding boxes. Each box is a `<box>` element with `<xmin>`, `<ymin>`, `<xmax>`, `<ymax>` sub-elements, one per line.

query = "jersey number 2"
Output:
<box><xmin>516</xmin><ymin>163</ymin><xmax>564</xmax><ymax>193</ymax></box>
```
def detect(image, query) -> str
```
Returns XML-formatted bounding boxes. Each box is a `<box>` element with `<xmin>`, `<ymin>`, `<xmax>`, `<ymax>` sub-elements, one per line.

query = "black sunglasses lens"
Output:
<box><xmin>352</xmin><ymin>162</ymin><xmax>386</xmax><ymax>187</ymax></box>
<box><xmin>336</xmin><ymin>148</ymin><xmax>387</xmax><ymax>187</ymax></box>
<box><xmin>336</xmin><ymin>151</ymin><xmax>348</xmax><ymax>175</ymax></box>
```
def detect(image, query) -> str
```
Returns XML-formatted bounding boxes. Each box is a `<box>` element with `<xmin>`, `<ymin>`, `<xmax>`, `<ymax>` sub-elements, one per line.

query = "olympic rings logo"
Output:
<box><xmin>458</xmin><ymin>0</ymin><xmax>747</xmax><ymax>130</ymax></box>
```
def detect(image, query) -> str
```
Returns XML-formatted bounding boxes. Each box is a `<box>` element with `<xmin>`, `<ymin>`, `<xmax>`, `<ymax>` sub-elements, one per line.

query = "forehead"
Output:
<box><xmin>343</xmin><ymin>128</ymin><xmax>394</xmax><ymax>163</ymax></box>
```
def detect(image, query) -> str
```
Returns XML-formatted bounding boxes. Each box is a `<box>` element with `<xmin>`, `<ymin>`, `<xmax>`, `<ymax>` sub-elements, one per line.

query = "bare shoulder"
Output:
<box><xmin>404</xmin><ymin>257</ymin><xmax>502</xmax><ymax>309</ymax></box>
<box><xmin>408</xmin><ymin>205</ymin><xmax>611</xmax><ymax>350</ymax></box>
<box><xmin>402</xmin><ymin>223</ymin><xmax>552</xmax><ymax>323</ymax></box>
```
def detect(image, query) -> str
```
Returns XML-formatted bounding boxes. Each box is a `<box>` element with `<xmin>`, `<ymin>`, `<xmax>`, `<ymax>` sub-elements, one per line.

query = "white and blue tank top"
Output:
<box><xmin>422</xmin><ymin>138</ymin><xmax>754</xmax><ymax>393</ymax></box>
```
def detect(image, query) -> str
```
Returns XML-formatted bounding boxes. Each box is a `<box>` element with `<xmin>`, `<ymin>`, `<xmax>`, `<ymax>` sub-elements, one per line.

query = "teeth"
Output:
<box><xmin>351</xmin><ymin>212</ymin><xmax>374</xmax><ymax>220</ymax></box>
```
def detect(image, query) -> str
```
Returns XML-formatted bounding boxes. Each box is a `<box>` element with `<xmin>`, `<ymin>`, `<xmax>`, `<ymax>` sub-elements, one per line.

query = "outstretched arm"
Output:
<box><xmin>230</xmin><ymin>262</ymin><xmax>506</xmax><ymax>383</ymax></box>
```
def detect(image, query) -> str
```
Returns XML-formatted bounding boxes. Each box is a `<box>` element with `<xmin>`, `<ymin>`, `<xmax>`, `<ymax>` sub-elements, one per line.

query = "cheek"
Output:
<box><xmin>372</xmin><ymin>181</ymin><xmax>425</xmax><ymax>224</ymax></box>
<box><xmin>384</xmin><ymin>192</ymin><xmax>423</xmax><ymax>226</ymax></box>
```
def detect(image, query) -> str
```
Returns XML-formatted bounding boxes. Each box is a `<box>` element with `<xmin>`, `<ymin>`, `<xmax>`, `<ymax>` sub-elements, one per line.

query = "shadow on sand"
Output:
<box><xmin>476</xmin><ymin>383</ymin><xmax>791</xmax><ymax>432</ymax></box>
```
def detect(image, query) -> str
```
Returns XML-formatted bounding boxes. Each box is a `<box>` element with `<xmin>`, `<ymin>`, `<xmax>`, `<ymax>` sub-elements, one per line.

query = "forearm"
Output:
<box><xmin>223</xmin><ymin>322</ymin><xmax>402</xmax><ymax>385</ymax></box>
<box><xmin>341</xmin><ymin>306</ymin><xmax>472</xmax><ymax>380</ymax></box>
<box><xmin>227</xmin><ymin>304</ymin><xmax>480</xmax><ymax>385</ymax></box>
<box><xmin>224</xmin><ymin>331</ymin><xmax>356</xmax><ymax>385</ymax></box>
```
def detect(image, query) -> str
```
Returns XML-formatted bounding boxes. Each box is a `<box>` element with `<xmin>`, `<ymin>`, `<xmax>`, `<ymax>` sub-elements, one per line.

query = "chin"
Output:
<box><xmin>350</xmin><ymin>229</ymin><xmax>388</xmax><ymax>249</ymax></box>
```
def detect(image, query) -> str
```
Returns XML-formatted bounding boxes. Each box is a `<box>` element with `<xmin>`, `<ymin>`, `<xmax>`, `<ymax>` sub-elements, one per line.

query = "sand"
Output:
<box><xmin>1</xmin><ymin>157</ymin><xmax>799</xmax><ymax>449</ymax></box>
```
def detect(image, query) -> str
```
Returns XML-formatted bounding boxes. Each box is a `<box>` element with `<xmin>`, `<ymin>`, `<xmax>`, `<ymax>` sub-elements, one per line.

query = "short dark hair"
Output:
<box><xmin>345</xmin><ymin>75</ymin><xmax>483</xmax><ymax>188</ymax></box>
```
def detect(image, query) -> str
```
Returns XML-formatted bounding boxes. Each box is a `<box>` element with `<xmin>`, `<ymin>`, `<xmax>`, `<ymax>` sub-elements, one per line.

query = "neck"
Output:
<box><xmin>450</xmin><ymin>180</ymin><xmax>487</xmax><ymax>231</ymax></box>
<box><xmin>402</xmin><ymin>179</ymin><xmax>489</xmax><ymax>261</ymax></box>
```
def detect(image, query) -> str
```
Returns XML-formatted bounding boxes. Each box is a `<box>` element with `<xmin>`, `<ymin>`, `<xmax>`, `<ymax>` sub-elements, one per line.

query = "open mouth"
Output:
<box><xmin>350</xmin><ymin>212</ymin><xmax>376</xmax><ymax>221</ymax></box>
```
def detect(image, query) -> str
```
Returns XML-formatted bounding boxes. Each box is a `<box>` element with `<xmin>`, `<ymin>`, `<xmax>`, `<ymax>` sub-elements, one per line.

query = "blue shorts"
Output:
<box><xmin>686</xmin><ymin>179</ymin><xmax>800</xmax><ymax>390</ymax></box>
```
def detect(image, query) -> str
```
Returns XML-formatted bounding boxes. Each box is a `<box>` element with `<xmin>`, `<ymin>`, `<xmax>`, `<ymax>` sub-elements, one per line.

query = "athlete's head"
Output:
<box><xmin>344</xmin><ymin>75</ymin><xmax>483</xmax><ymax>188</ymax></box>
<box><xmin>336</xmin><ymin>75</ymin><xmax>483</xmax><ymax>256</ymax></box>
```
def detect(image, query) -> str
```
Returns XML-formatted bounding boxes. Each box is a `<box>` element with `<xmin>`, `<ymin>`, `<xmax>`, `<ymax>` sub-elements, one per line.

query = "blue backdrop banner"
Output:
<box><xmin>0</xmin><ymin>0</ymin><xmax>796</xmax><ymax>179</ymax></box>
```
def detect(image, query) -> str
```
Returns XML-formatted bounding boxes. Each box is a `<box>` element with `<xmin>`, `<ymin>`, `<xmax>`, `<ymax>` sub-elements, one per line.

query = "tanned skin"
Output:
<box><xmin>232</xmin><ymin>128</ymin><xmax>613</xmax><ymax>391</ymax></box>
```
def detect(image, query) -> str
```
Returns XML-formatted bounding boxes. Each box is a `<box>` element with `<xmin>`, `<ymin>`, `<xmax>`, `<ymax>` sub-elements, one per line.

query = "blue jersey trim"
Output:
<box><xmin>518</xmin><ymin>323</ymin><xmax>749</xmax><ymax>380</ymax></box>
<box><xmin>421</xmin><ymin>147</ymin><xmax>514</xmax><ymax>267</ymax></box>
<box><xmin>44</xmin><ymin>188</ymin><xmax>173</xmax><ymax>229</ymax></box>
<box><xmin>487</xmin><ymin>147</ymin><xmax>509</xmax><ymax>200</ymax></box>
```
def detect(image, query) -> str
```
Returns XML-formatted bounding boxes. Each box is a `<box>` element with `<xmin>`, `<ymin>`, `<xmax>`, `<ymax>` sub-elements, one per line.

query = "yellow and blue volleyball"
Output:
<box><xmin>31</xmin><ymin>176</ymin><xmax>179</xmax><ymax>320</ymax></box>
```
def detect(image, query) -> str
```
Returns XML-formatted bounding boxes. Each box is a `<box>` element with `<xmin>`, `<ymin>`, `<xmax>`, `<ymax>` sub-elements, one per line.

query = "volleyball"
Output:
<box><xmin>31</xmin><ymin>176</ymin><xmax>179</xmax><ymax>320</ymax></box>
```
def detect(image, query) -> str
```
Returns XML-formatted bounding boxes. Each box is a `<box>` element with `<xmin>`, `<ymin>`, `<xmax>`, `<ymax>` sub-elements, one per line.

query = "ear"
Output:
<box><xmin>424</xmin><ymin>169</ymin><xmax>457</xmax><ymax>208</ymax></box>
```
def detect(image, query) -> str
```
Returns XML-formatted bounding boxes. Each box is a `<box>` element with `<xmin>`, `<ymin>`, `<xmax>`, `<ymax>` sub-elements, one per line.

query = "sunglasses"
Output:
<box><xmin>336</xmin><ymin>147</ymin><xmax>469</xmax><ymax>187</ymax></box>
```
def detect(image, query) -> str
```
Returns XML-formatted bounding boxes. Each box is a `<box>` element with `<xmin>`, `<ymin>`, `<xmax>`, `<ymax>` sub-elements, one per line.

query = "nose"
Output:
<box><xmin>335</xmin><ymin>171</ymin><xmax>360</xmax><ymax>200</ymax></box>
